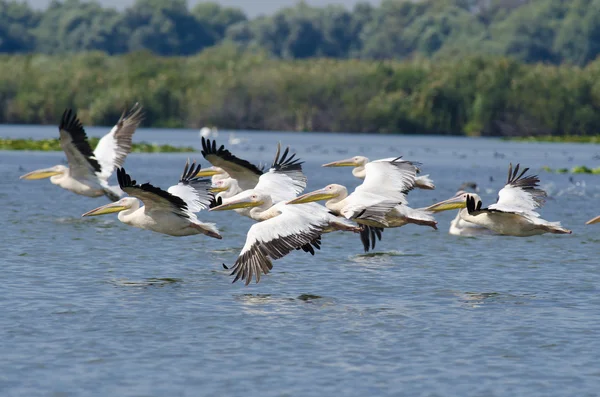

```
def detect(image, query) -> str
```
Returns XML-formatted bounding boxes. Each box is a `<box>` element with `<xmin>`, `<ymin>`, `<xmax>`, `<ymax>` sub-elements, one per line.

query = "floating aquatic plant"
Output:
<box><xmin>0</xmin><ymin>137</ymin><xmax>195</xmax><ymax>153</ymax></box>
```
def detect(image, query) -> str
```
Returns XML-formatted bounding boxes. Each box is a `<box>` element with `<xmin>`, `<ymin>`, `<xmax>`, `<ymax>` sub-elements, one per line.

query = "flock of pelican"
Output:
<box><xmin>21</xmin><ymin>106</ymin><xmax>595</xmax><ymax>285</ymax></box>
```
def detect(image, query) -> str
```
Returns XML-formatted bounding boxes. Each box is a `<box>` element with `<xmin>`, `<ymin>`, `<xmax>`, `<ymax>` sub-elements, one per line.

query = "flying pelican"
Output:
<box><xmin>199</xmin><ymin>138</ymin><xmax>307</xmax><ymax>214</ymax></box>
<box><xmin>196</xmin><ymin>137</ymin><xmax>264</xmax><ymax>191</ymax></box>
<box><xmin>208</xmin><ymin>143</ymin><xmax>360</xmax><ymax>284</ymax></box>
<box><xmin>586</xmin><ymin>216</ymin><xmax>600</xmax><ymax>225</ymax></box>
<box><xmin>288</xmin><ymin>158</ymin><xmax>437</xmax><ymax>251</ymax></box>
<box><xmin>426</xmin><ymin>183</ymin><xmax>496</xmax><ymax>236</ymax></box>
<box><xmin>426</xmin><ymin>164</ymin><xmax>571</xmax><ymax>236</ymax></box>
<box><xmin>323</xmin><ymin>155</ymin><xmax>435</xmax><ymax>190</ymax></box>
<box><xmin>211</xmin><ymin>191</ymin><xmax>359</xmax><ymax>285</ymax></box>
<box><xmin>82</xmin><ymin>161</ymin><xmax>221</xmax><ymax>239</ymax></box>
<box><xmin>20</xmin><ymin>105</ymin><xmax>144</xmax><ymax>201</ymax></box>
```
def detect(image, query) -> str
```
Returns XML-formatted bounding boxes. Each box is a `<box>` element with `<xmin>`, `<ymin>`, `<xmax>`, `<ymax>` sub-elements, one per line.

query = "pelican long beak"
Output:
<box><xmin>195</xmin><ymin>167</ymin><xmax>222</xmax><ymax>177</ymax></box>
<box><xmin>586</xmin><ymin>215</ymin><xmax>600</xmax><ymax>225</ymax></box>
<box><xmin>82</xmin><ymin>202</ymin><xmax>128</xmax><ymax>217</ymax></box>
<box><xmin>209</xmin><ymin>198</ymin><xmax>262</xmax><ymax>212</ymax></box>
<box><xmin>322</xmin><ymin>158</ymin><xmax>358</xmax><ymax>167</ymax></box>
<box><xmin>20</xmin><ymin>168</ymin><xmax>63</xmax><ymax>180</ymax></box>
<box><xmin>209</xmin><ymin>186</ymin><xmax>229</xmax><ymax>193</ymax></box>
<box><xmin>425</xmin><ymin>194</ymin><xmax>467</xmax><ymax>212</ymax></box>
<box><xmin>287</xmin><ymin>188</ymin><xmax>339</xmax><ymax>205</ymax></box>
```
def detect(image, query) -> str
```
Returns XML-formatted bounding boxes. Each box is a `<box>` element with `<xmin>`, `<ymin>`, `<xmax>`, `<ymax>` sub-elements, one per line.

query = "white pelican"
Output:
<box><xmin>427</xmin><ymin>164</ymin><xmax>571</xmax><ymax>236</ymax></box>
<box><xmin>20</xmin><ymin>105</ymin><xmax>144</xmax><ymax>201</ymax></box>
<box><xmin>288</xmin><ymin>158</ymin><xmax>437</xmax><ymax>251</ymax></box>
<box><xmin>426</xmin><ymin>183</ymin><xmax>496</xmax><ymax>236</ymax></box>
<box><xmin>323</xmin><ymin>156</ymin><xmax>435</xmax><ymax>190</ymax></box>
<box><xmin>211</xmin><ymin>191</ymin><xmax>359</xmax><ymax>285</ymax></box>
<box><xmin>197</xmin><ymin>137</ymin><xmax>263</xmax><ymax>191</ymax></box>
<box><xmin>199</xmin><ymin>138</ymin><xmax>307</xmax><ymax>216</ymax></box>
<box><xmin>82</xmin><ymin>161</ymin><xmax>221</xmax><ymax>239</ymax></box>
<box><xmin>586</xmin><ymin>216</ymin><xmax>600</xmax><ymax>225</ymax></box>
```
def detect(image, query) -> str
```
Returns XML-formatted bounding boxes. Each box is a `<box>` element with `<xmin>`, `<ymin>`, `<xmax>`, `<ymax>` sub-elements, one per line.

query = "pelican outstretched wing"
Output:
<box><xmin>342</xmin><ymin>157</ymin><xmax>419</xmax><ymax>224</ymax></box>
<box><xmin>356</xmin><ymin>157</ymin><xmax>418</xmax><ymax>203</ymax></box>
<box><xmin>254</xmin><ymin>143</ymin><xmax>307</xmax><ymax>203</ymax></box>
<box><xmin>167</xmin><ymin>160</ymin><xmax>214</xmax><ymax>214</ymax></box>
<box><xmin>117</xmin><ymin>161</ymin><xmax>214</xmax><ymax>221</ymax></box>
<box><xmin>487</xmin><ymin>163</ymin><xmax>547</xmax><ymax>215</ymax></box>
<box><xmin>229</xmin><ymin>203</ymin><xmax>328</xmax><ymax>285</ymax></box>
<box><xmin>59</xmin><ymin>109</ymin><xmax>101</xmax><ymax>180</ymax></box>
<box><xmin>94</xmin><ymin>103</ymin><xmax>144</xmax><ymax>181</ymax></box>
<box><xmin>201</xmin><ymin>137</ymin><xmax>262</xmax><ymax>190</ymax></box>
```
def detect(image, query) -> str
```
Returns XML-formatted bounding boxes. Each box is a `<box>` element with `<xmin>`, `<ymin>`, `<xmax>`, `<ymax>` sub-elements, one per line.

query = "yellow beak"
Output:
<box><xmin>20</xmin><ymin>168</ymin><xmax>63</xmax><ymax>180</ymax></box>
<box><xmin>209</xmin><ymin>198</ymin><xmax>262</xmax><ymax>211</ymax></box>
<box><xmin>287</xmin><ymin>188</ymin><xmax>339</xmax><ymax>204</ymax></box>
<box><xmin>209</xmin><ymin>186</ymin><xmax>229</xmax><ymax>193</ymax></box>
<box><xmin>195</xmin><ymin>167</ymin><xmax>222</xmax><ymax>177</ymax></box>
<box><xmin>322</xmin><ymin>158</ymin><xmax>358</xmax><ymax>167</ymax></box>
<box><xmin>586</xmin><ymin>215</ymin><xmax>600</xmax><ymax>225</ymax></box>
<box><xmin>82</xmin><ymin>202</ymin><xmax>129</xmax><ymax>217</ymax></box>
<box><xmin>425</xmin><ymin>195</ymin><xmax>467</xmax><ymax>213</ymax></box>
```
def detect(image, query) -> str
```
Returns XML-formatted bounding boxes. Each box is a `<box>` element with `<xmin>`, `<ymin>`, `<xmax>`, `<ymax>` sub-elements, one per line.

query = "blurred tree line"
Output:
<box><xmin>2</xmin><ymin>0</ymin><xmax>600</xmax><ymax>65</ymax></box>
<box><xmin>2</xmin><ymin>47</ymin><xmax>600</xmax><ymax>136</ymax></box>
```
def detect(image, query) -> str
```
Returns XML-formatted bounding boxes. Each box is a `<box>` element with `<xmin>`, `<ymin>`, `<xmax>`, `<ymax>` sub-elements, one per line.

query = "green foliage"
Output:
<box><xmin>0</xmin><ymin>137</ymin><xmax>194</xmax><ymax>152</ymax></box>
<box><xmin>3</xmin><ymin>49</ymin><xmax>600</xmax><ymax>136</ymax></box>
<box><xmin>4</xmin><ymin>0</ymin><xmax>600</xmax><ymax>65</ymax></box>
<box><xmin>542</xmin><ymin>165</ymin><xmax>600</xmax><ymax>174</ymax></box>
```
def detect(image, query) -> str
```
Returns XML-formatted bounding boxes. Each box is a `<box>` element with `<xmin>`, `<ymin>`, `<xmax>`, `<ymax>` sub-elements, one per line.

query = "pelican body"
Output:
<box><xmin>427</xmin><ymin>164</ymin><xmax>571</xmax><ymax>237</ymax></box>
<box><xmin>289</xmin><ymin>157</ymin><xmax>437</xmax><ymax>251</ymax></box>
<box><xmin>20</xmin><ymin>105</ymin><xmax>144</xmax><ymax>201</ymax></box>
<box><xmin>323</xmin><ymin>155</ymin><xmax>435</xmax><ymax>190</ymax></box>
<box><xmin>211</xmin><ymin>190</ymin><xmax>358</xmax><ymax>285</ymax></box>
<box><xmin>82</xmin><ymin>161</ymin><xmax>221</xmax><ymax>239</ymax></box>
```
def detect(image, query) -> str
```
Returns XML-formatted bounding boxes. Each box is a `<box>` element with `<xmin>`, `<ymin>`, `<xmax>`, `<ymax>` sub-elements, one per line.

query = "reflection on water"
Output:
<box><xmin>110</xmin><ymin>278</ymin><xmax>183</xmax><ymax>287</ymax></box>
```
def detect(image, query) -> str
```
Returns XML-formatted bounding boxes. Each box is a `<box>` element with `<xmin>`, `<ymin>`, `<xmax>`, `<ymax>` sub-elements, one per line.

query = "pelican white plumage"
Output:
<box><xmin>208</xmin><ymin>142</ymin><xmax>360</xmax><ymax>284</ymax></box>
<box><xmin>427</xmin><ymin>164</ymin><xmax>571</xmax><ymax>236</ymax></box>
<box><xmin>210</xmin><ymin>191</ymin><xmax>358</xmax><ymax>285</ymax></box>
<box><xmin>323</xmin><ymin>155</ymin><xmax>435</xmax><ymax>190</ymax></box>
<box><xmin>196</xmin><ymin>137</ymin><xmax>264</xmax><ymax>191</ymax></box>
<box><xmin>20</xmin><ymin>105</ymin><xmax>144</xmax><ymax>201</ymax></box>
<box><xmin>82</xmin><ymin>161</ymin><xmax>221</xmax><ymax>239</ymax></box>
<box><xmin>200</xmin><ymin>138</ymin><xmax>306</xmax><ymax>215</ymax></box>
<box><xmin>426</xmin><ymin>183</ymin><xmax>496</xmax><ymax>236</ymax></box>
<box><xmin>586</xmin><ymin>216</ymin><xmax>600</xmax><ymax>225</ymax></box>
<box><xmin>289</xmin><ymin>157</ymin><xmax>437</xmax><ymax>251</ymax></box>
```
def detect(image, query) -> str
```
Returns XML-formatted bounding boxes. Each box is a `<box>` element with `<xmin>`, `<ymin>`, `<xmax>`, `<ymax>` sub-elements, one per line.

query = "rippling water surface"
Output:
<box><xmin>1</xmin><ymin>127</ymin><xmax>599</xmax><ymax>396</ymax></box>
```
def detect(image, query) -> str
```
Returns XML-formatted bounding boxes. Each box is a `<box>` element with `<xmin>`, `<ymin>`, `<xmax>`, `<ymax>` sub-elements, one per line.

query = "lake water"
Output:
<box><xmin>1</xmin><ymin>126</ymin><xmax>599</xmax><ymax>396</ymax></box>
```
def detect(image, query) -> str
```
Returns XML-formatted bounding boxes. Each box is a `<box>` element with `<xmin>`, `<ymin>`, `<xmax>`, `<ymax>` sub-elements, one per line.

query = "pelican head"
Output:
<box><xmin>81</xmin><ymin>197</ymin><xmax>137</xmax><ymax>217</ymax></box>
<box><xmin>287</xmin><ymin>184</ymin><xmax>346</xmax><ymax>205</ymax></box>
<box><xmin>426</xmin><ymin>191</ymin><xmax>482</xmax><ymax>213</ymax></box>
<box><xmin>20</xmin><ymin>164</ymin><xmax>67</xmax><ymax>180</ymax></box>
<box><xmin>209</xmin><ymin>179</ymin><xmax>231</xmax><ymax>194</ymax></box>
<box><xmin>322</xmin><ymin>156</ymin><xmax>369</xmax><ymax>168</ymax></box>
<box><xmin>209</xmin><ymin>190</ymin><xmax>267</xmax><ymax>211</ymax></box>
<box><xmin>586</xmin><ymin>215</ymin><xmax>600</xmax><ymax>225</ymax></box>
<box><xmin>195</xmin><ymin>166</ymin><xmax>226</xmax><ymax>178</ymax></box>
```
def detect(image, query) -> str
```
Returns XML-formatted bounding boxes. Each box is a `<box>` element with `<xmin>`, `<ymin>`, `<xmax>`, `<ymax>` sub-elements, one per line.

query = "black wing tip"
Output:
<box><xmin>506</xmin><ymin>162</ymin><xmax>547</xmax><ymax>203</ymax></box>
<box><xmin>359</xmin><ymin>226</ymin><xmax>384</xmax><ymax>252</ymax></box>
<box><xmin>201</xmin><ymin>137</ymin><xmax>263</xmax><ymax>176</ymax></box>
<box><xmin>59</xmin><ymin>108</ymin><xmax>85</xmax><ymax>134</ymax></box>
<box><xmin>179</xmin><ymin>159</ymin><xmax>205</xmax><ymax>184</ymax></box>
<box><xmin>116</xmin><ymin>167</ymin><xmax>136</xmax><ymax>189</ymax></box>
<box><xmin>271</xmin><ymin>144</ymin><xmax>304</xmax><ymax>172</ymax></box>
